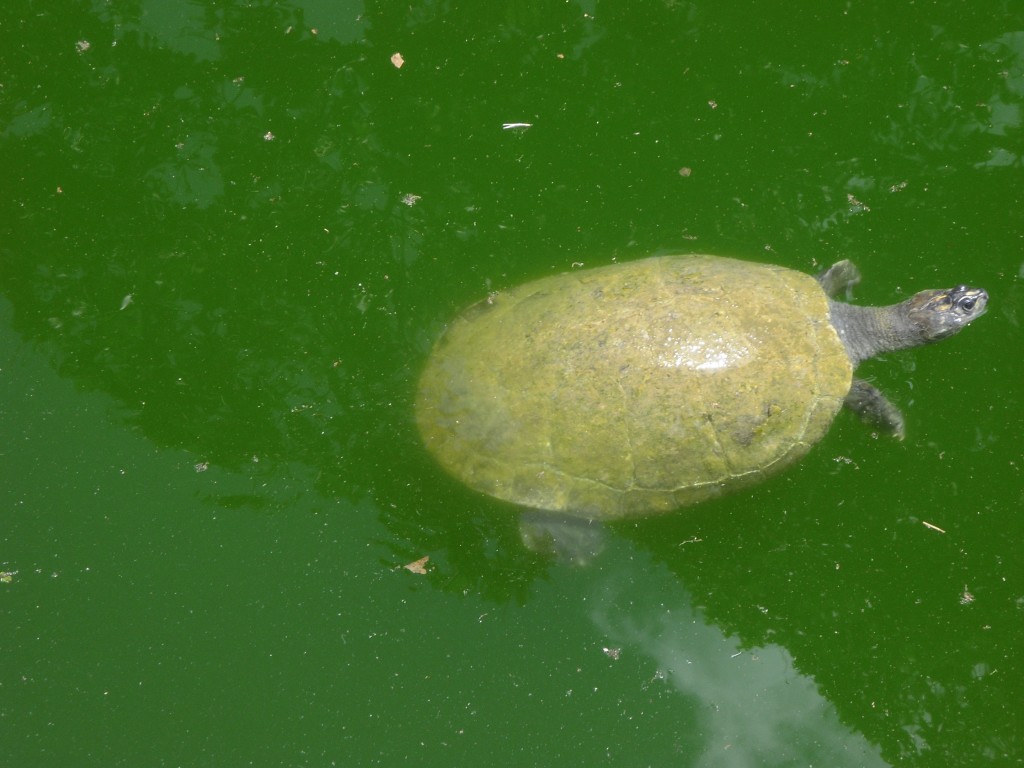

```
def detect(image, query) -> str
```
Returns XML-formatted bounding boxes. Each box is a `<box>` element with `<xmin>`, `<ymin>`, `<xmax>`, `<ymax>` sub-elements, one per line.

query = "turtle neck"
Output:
<box><xmin>827</xmin><ymin>299</ymin><xmax>920</xmax><ymax>368</ymax></box>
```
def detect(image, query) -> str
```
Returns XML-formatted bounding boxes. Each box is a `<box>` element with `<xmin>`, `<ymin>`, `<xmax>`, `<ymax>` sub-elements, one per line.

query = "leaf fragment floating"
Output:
<box><xmin>391</xmin><ymin>52</ymin><xmax>404</xmax><ymax>69</ymax></box>
<box><xmin>403</xmin><ymin>556</ymin><xmax>429</xmax><ymax>574</ymax></box>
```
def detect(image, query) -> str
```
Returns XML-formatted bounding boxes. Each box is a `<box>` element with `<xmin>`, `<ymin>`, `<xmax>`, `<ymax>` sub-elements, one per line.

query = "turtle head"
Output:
<box><xmin>904</xmin><ymin>285</ymin><xmax>988</xmax><ymax>344</ymax></box>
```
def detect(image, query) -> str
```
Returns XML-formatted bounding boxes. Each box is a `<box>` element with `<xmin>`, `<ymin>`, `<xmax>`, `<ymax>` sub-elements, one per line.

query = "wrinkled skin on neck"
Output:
<box><xmin>829</xmin><ymin>285</ymin><xmax>988</xmax><ymax>367</ymax></box>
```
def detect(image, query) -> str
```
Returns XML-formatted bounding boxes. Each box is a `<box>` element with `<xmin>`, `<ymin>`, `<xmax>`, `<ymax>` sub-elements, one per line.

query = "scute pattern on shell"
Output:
<box><xmin>416</xmin><ymin>255</ymin><xmax>852</xmax><ymax>520</ymax></box>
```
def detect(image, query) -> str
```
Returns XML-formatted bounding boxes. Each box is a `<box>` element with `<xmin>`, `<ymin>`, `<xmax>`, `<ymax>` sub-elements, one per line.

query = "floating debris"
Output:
<box><xmin>403</xmin><ymin>556</ymin><xmax>429</xmax><ymax>574</ymax></box>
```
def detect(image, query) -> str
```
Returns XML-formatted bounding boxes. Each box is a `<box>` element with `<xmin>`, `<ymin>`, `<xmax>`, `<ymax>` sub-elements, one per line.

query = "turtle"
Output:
<box><xmin>415</xmin><ymin>254</ymin><xmax>987</xmax><ymax>552</ymax></box>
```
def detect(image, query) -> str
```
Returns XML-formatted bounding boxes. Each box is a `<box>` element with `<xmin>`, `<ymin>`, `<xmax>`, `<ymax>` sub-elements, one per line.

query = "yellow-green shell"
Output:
<box><xmin>416</xmin><ymin>255</ymin><xmax>852</xmax><ymax>520</ymax></box>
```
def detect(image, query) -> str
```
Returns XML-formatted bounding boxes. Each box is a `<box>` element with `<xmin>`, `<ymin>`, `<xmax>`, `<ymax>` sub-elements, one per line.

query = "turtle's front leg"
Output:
<box><xmin>844</xmin><ymin>378</ymin><xmax>905</xmax><ymax>440</ymax></box>
<box><xmin>816</xmin><ymin>259</ymin><xmax>861</xmax><ymax>299</ymax></box>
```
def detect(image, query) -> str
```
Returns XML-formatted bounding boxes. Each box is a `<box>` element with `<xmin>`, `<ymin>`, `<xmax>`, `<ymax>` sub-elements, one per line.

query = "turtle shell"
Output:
<box><xmin>415</xmin><ymin>255</ymin><xmax>852</xmax><ymax>520</ymax></box>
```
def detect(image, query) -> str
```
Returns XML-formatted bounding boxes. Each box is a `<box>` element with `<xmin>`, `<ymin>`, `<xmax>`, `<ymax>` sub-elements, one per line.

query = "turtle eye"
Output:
<box><xmin>957</xmin><ymin>295</ymin><xmax>979</xmax><ymax>313</ymax></box>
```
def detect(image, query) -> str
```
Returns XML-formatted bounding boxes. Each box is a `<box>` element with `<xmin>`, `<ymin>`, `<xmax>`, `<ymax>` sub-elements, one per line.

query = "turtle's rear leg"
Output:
<box><xmin>519</xmin><ymin>510</ymin><xmax>605</xmax><ymax>565</ymax></box>
<box><xmin>844</xmin><ymin>378</ymin><xmax>905</xmax><ymax>440</ymax></box>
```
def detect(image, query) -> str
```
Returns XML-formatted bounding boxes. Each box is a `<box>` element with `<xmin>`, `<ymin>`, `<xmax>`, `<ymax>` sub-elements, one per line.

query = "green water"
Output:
<box><xmin>2</xmin><ymin>2</ymin><xmax>1021</xmax><ymax>766</ymax></box>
